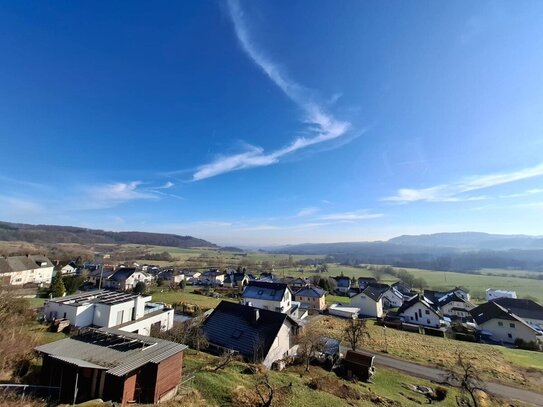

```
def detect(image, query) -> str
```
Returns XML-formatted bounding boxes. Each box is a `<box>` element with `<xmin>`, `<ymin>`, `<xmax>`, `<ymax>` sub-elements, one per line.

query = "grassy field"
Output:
<box><xmin>313</xmin><ymin>317</ymin><xmax>543</xmax><ymax>392</ymax></box>
<box><xmin>180</xmin><ymin>351</ymin><xmax>465</xmax><ymax>407</ymax></box>
<box><xmin>149</xmin><ymin>287</ymin><xmax>236</xmax><ymax>310</ymax></box>
<box><xmin>317</xmin><ymin>264</ymin><xmax>543</xmax><ymax>302</ymax></box>
<box><xmin>129</xmin><ymin>244</ymin><xmax>543</xmax><ymax>302</ymax></box>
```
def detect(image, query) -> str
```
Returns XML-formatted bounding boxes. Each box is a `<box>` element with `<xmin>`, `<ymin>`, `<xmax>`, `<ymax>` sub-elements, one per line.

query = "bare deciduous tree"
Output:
<box><xmin>445</xmin><ymin>351</ymin><xmax>485</xmax><ymax>407</ymax></box>
<box><xmin>255</xmin><ymin>374</ymin><xmax>274</xmax><ymax>407</ymax></box>
<box><xmin>343</xmin><ymin>318</ymin><xmax>370</xmax><ymax>351</ymax></box>
<box><xmin>214</xmin><ymin>349</ymin><xmax>237</xmax><ymax>372</ymax></box>
<box><xmin>296</xmin><ymin>324</ymin><xmax>326</xmax><ymax>372</ymax></box>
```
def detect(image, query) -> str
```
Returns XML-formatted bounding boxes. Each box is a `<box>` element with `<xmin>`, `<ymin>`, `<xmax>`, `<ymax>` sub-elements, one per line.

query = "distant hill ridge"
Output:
<box><xmin>0</xmin><ymin>221</ymin><xmax>217</xmax><ymax>249</ymax></box>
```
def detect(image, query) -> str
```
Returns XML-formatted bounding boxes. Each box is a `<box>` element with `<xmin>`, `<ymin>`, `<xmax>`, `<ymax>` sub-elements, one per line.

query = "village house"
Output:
<box><xmin>180</xmin><ymin>270</ymin><xmax>201</xmax><ymax>285</ymax></box>
<box><xmin>391</xmin><ymin>281</ymin><xmax>413</xmax><ymax>296</ymax></box>
<box><xmin>424</xmin><ymin>287</ymin><xmax>470</xmax><ymax>304</ymax></box>
<box><xmin>59</xmin><ymin>261</ymin><xmax>78</xmax><ymax>275</ymax></box>
<box><xmin>397</xmin><ymin>294</ymin><xmax>442</xmax><ymax>328</ymax></box>
<box><xmin>43</xmin><ymin>290</ymin><xmax>174</xmax><ymax>335</ymax></box>
<box><xmin>241</xmin><ymin>281</ymin><xmax>293</xmax><ymax>313</ymax></box>
<box><xmin>486</xmin><ymin>288</ymin><xmax>517</xmax><ymax>301</ymax></box>
<box><xmin>199</xmin><ymin>269</ymin><xmax>226</xmax><ymax>286</ymax></box>
<box><xmin>334</xmin><ymin>276</ymin><xmax>351</xmax><ymax>295</ymax></box>
<box><xmin>350</xmin><ymin>284</ymin><xmax>387</xmax><ymax>318</ymax></box>
<box><xmin>202</xmin><ymin>301</ymin><xmax>300</xmax><ymax>368</ymax></box>
<box><xmin>357</xmin><ymin>277</ymin><xmax>377</xmax><ymax>291</ymax></box>
<box><xmin>103</xmin><ymin>268</ymin><xmax>153</xmax><ymax>291</ymax></box>
<box><xmin>0</xmin><ymin>254</ymin><xmax>54</xmax><ymax>286</ymax></box>
<box><xmin>157</xmin><ymin>269</ymin><xmax>185</xmax><ymax>285</ymax></box>
<box><xmin>294</xmin><ymin>285</ymin><xmax>326</xmax><ymax>311</ymax></box>
<box><xmin>287</xmin><ymin>277</ymin><xmax>309</xmax><ymax>290</ymax></box>
<box><xmin>35</xmin><ymin>328</ymin><xmax>187</xmax><ymax>405</ymax></box>
<box><xmin>381</xmin><ymin>285</ymin><xmax>404</xmax><ymax>308</ymax></box>
<box><xmin>87</xmin><ymin>268</ymin><xmax>115</xmax><ymax>287</ymax></box>
<box><xmin>489</xmin><ymin>297</ymin><xmax>543</xmax><ymax>331</ymax></box>
<box><xmin>470</xmin><ymin>301</ymin><xmax>543</xmax><ymax>345</ymax></box>
<box><xmin>435</xmin><ymin>291</ymin><xmax>475</xmax><ymax>320</ymax></box>
<box><xmin>223</xmin><ymin>272</ymin><xmax>249</xmax><ymax>288</ymax></box>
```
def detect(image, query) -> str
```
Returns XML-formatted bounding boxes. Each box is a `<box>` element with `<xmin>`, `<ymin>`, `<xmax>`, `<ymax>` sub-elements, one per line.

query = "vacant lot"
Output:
<box><xmin>313</xmin><ymin>316</ymin><xmax>543</xmax><ymax>392</ymax></box>
<box><xmin>149</xmin><ymin>287</ymin><xmax>236</xmax><ymax>310</ymax></box>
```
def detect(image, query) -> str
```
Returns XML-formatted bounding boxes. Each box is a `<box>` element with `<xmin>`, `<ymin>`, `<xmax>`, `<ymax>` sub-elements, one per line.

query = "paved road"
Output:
<box><xmin>340</xmin><ymin>346</ymin><xmax>543</xmax><ymax>406</ymax></box>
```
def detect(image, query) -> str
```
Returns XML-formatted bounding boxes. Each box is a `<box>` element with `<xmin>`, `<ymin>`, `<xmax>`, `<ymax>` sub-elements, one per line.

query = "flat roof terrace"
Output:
<box><xmin>47</xmin><ymin>289</ymin><xmax>148</xmax><ymax>306</ymax></box>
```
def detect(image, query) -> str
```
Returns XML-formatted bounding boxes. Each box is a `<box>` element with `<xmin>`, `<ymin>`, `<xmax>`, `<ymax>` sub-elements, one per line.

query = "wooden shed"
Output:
<box><xmin>343</xmin><ymin>350</ymin><xmax>375</xmax><ymax>382</ymax></box>
<box><xmin>35</xmin><ymin>328</ymin><xmax>187</xmax><ymax>405</ymax></box>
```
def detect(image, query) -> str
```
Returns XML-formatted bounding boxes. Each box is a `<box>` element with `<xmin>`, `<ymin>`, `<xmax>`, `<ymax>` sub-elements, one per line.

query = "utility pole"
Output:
<box><xmin>98</xmin><ymin>264</ymin><xmax>104</xmax><ymax>289</ymax></box>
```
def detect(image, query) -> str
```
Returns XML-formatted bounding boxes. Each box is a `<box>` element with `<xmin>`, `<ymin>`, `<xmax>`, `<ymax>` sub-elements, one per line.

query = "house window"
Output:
<box><xmin>427</xmin><ymin>319</ymin><xmax>431</xmax><ymax>324</ymax></box>
<box><xmin>425</xmin><ymin>310</ymin><xmax>430</xmax><ymax>315</ymax></box>
<box><xmin>509</xmin><ymin>323</ymin><xmax>515</xmax><ymax>328</ymax></box>
<box><xmin>498</xmin><ymin>321</ymin><xmax>503</xmax><ymax>326</ymax></box>
<box><xmin>508</xmin><ymin>333</ymin><xmax>512</xmax><ymax>339</ymax></box>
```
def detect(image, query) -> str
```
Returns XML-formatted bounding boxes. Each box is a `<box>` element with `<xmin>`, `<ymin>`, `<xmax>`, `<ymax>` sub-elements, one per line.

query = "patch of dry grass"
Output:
<box><xmin>313</xmin><ymin>316</ymin><xmax>543</xmax><ymax>391</ymax></box>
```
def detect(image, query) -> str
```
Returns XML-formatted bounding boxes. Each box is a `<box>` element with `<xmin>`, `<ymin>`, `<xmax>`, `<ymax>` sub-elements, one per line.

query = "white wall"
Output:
<box><xmin>382</xmin><ymin>290</ymin><xmax>403</xmax><ymax>308</ymax></box>
<box><xmin>480</xmin><ymin>318</ymin><xmax>539</xmax><ymax>344</ymax></box>
<box><xmin>486</xmin><ymin>289</ymin><xmax>517</xmax><ymax>301</ymax></box>
<box><xmin>262</xmin><ymin>322</ymin><xmax>292</xmax><ymax>368</ymax></box>
<box><xmin>440</xmin><ymin>301</ymin><xmax>474</xmax><ymax>317</ymax></box>
<box><xmin>351</xmin><ymin>294</ymin><xmax>383</xmax><ymax>318</ymax></box>
<box><xmin>242</xmin><ymin>290</ymin><xmax>292</xmax><ymax>313</ymax></box>
<box><xmin>400</xmin><ymin>303</ymin><xmax>440</xmax><ymax>327</ymax></box>
<box><xmin>118</xmin><ymin>309</ymin><xmax>174</xmax><ymax>336</ymax></box>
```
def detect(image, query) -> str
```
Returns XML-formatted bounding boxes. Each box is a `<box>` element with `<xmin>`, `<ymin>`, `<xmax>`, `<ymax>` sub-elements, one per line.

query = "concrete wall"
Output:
<box><xmin>118</xmin><ymin>309</ymin><xmax>174</xmax><ymax>336</ymax></box>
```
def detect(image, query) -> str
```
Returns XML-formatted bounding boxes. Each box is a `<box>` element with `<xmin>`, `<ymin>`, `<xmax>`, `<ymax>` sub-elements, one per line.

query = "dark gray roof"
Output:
<box><xmin>423</xmin><ymin>289</ymin><xmax>449</xmax><ymax>304</ymax></box>
<box><xmin>109</xmin><ymin>267</ymin><xmax>137</xmax><ymax>281</ymax></box>
<box><xmin>0</xmin><ymin>255</ymin><xmax>53</xmax><ymax>274</ymax></box>
<box><xmin>361</xmin><ymin>283</ymin><xmax>390</xmax><ymax>302</ymax></box>
<box><xmin>391</xmin><ymin>281</ymin><xmax>412</xmax><ymax>295</ymax></box>
<box><xmin>295</xmin><ymin>285</ymin><xmax>325</xmax><ymax>298</ymax></box>
<box><xmin>202</xmin><ymin>301</ymin><xmax>297</xmax><ymax>360</ymax></box>
<box><xmin>335</xmin><ymin>276</ymin><xmax>351</xmax><ymax>287</ymax></box>
<box><xmin>398</xmin><ymin>294</ymin><xmax>440</xmax><ymax>316</ymax></box>
<box><xmin>436</xmin><ymin>292</ymin><xmax>467</xmax><ymax>306</ymax></box>
<box><xmin>35</xmin><ymin>328</ymin><xmax>187</xmax><ymax>377</ymax></box>
<box><xmin>492</xmin><ymin>298</ymin><xmax>543</xmax><ymax>321</ymax></box>
<box><xmin>242</xmin><ymin>281</ymin><xmax>290</xmax><ymax>302</ymax></box>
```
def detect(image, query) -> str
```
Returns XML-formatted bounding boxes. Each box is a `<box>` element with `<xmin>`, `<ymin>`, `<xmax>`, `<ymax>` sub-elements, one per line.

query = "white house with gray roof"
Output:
<box><xmin>350</xmin><ymin>284</ymin><xmax>388</xmax><ymax>318</ymax></box>
<box><xmin>0</xmin><ymin>254</ymin><xmax>54</xmax><ymax>286</ymax></box>
<box><xmin>241</xmin><ymin>281</ymin><xmax>293</xmax><ymax>313</ymax></box>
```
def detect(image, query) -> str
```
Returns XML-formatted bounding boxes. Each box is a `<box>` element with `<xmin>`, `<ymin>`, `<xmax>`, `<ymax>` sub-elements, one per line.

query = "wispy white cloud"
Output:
<box><xmin>319</xmin><ymin>210</ymin><xmax>383</xmax><ymax>221</ymax></box>
<box><xmin>297</xmin><ymin>207</ymin><xmax>320</xmax><ymax>217</ymax></box>
<box><xmin>89</xmin><ymin>181</ymin><xmax>156</xmax><ymax>202</ymax></box>
<box><xmin>192</xmin><ymin>0</ymin><xmax>352</xmax><ymax>181</ymax></box>
<box><xmin>383</xmin><ymin>162</ymin><xmax>543</xmax><ymax>203</ymax></box>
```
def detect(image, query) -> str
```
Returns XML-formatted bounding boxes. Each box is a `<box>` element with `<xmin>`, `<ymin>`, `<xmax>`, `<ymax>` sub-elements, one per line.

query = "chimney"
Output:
<box><xmin>253</xmin><ymin>308</ymin><xmax>260</xmax><ymax>323</ymax></box>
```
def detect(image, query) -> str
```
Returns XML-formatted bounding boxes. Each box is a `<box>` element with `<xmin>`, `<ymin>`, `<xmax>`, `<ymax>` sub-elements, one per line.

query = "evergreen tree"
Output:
<box><xmin>50</xmin><ymin>273</ymin><xmax>66</xmax><ymax>298</ymax></box>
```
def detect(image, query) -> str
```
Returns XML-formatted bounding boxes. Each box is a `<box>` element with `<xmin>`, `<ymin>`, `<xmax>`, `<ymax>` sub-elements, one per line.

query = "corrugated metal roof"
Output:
<box><xmin>35</xmin><ymin>328</ymin><xmax>187</xmax><ymax>377</ymax></box>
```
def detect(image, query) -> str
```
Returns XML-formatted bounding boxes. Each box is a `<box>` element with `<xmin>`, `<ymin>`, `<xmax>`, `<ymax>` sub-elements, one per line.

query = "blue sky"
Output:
<box><xmin>2</xmin><ymin>0</ymin><xmax>543</xmax><ymax>246</ymax></box>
